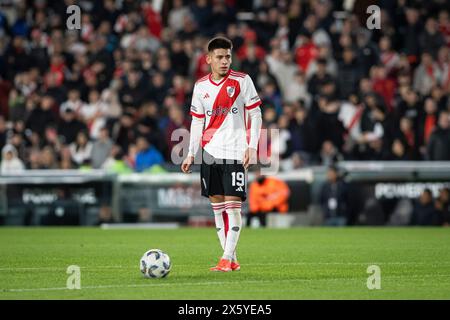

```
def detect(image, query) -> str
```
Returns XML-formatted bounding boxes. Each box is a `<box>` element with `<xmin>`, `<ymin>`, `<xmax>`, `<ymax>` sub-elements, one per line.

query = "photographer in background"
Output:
<box><xmin>247</xmin><ymin>169</ymin><xmax>290</xmax><ymax>227</ymax></box>
<box><xmin>319</xmin><ymin>165</ymin><xmax>349</xmax><ymax>226</ymax></box>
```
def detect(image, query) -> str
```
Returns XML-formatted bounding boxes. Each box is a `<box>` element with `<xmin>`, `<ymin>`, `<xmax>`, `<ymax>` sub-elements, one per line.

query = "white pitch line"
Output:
<box><xmin>1</xmin><ymin>261</ymin><xmax>450</xmax><ymax>272</ymax></box>
<box><xmin>2</xmin><ymin>274</ymin><xmax>450</xmax><ymax>293</ymax></box>
<box><xmin>0</xmin><ymin>266</ymin><xmax>130</xmax><ymax>271</ymax></box>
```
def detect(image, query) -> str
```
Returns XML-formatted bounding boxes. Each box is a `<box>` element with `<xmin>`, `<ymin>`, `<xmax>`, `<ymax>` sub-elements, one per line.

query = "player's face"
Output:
<box><xmin>207</xmin><ymin>48</ymin><xmax>232</xmax><ymax>78</ymax></box>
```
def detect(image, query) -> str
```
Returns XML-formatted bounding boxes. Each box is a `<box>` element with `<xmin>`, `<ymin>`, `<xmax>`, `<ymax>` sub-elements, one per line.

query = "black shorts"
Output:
<box><xmin>200</xmin><ymin>151</ymin><xmax>247</xmax><ymax>201</ymax></box>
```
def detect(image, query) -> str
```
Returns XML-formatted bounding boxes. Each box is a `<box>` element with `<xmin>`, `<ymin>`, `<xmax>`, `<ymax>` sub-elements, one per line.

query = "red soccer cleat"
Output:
<box><xmin>210</xmin><ymin>258</ymin><xmax>232</xmax><ymax>272</ymax></box>
<box><xmin>231</xmin><ymin>261</ymin><xmax>240</xmax><ymax>271</ymax></box>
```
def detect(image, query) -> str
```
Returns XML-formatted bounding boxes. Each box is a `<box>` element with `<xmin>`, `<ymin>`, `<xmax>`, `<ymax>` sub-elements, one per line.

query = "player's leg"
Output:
<box><xmin>259</xmin><ymin>212</ymin><xmax>267</xmax><ymax>227</ymax></box>
<box><xmin>201</xmin><ymin>155</ymin><xmax>228</xmax><ymax>269</ymax></box>
<box><xmin>223</xmin><ymin>195</ymin><xmax>242</xmax><ymax>260</ymax></box>
<box><xmin>210</xmin><ymin>161</ymin><xmax>245</xmax><ymax>272</ymax></box>
<box><xmin>223</xmin><ymin>195</ymin><xmax>242</xmax><ymax>271</ymax></box>
<box><xmin>213</xmin><ymin>162</ymin><xmax>246</xmax><ymax>271</ymax></box>
<box><xmin>209</xmin><ymin>195</ymin><xmax>227</xmax><ymax>251</ymax></box>
<box><xmin>211</xmin><ymin>194</ymin><xmax>241</xmax><ymax>272</ymax></box>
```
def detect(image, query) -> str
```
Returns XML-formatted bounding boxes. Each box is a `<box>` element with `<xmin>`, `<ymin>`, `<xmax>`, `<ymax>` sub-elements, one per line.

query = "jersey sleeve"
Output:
<box><xmin>243</xmin><ymin>75</ymin><xmax>262</xmax><ymax>110</ymax></box>
<box><xmin>190</xmin><ymin>83</ymin><xmax>205</xmax><ymax>118</ymax></box>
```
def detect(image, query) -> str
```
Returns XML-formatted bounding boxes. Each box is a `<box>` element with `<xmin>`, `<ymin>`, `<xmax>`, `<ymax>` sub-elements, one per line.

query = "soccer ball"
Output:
<box><xmin>140</xmin><ymin>249</ymin><xmax>171</xmax><ymax>278</ymax></box>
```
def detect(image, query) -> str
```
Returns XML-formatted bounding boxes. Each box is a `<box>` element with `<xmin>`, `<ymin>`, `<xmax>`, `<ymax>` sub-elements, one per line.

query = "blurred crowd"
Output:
<box><xmin>319</xmin><ymin>165</ymin><xmax>450</xmax><ymax>226</ymax></box>
<box><xmin>0</xmin><ymin>0</ymin><xmax>450</xmax><ymax>174</ymax></box>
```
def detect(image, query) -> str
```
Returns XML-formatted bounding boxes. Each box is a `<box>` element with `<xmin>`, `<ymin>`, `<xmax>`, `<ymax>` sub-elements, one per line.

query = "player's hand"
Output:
<box><xmin>181</xmin><ymin>156</ymin><xmax>194</xmax><ymax>173</ymax></box>
<box><xmin>243</xmin><ymin>147</ymin><xmax>257</xmax><ymax>170</ymax></box>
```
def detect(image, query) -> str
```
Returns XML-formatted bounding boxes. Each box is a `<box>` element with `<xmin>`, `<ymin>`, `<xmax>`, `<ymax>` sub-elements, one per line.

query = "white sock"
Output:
<box><xmin>211</xmin><ymin>202</ymin><xmax>226</xmax><ymax>250</ymax></box>
<box><xmin>223</xmin><ymin>201</ymin><xmax>242</xmax><ymax>261</ymax></box>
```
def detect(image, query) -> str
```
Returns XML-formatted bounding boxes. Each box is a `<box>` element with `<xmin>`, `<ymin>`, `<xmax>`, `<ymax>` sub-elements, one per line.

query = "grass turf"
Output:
<box><xmin>0</xmin><ymin>227</ymin><xmax>449</xmax><ymax>299</ymax></box>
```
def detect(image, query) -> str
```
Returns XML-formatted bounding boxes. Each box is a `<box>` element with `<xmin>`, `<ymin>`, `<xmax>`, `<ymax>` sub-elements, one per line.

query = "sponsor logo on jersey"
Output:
<box><xmin>206</xmin><ymin>106</ymin><xmax>238</xmax><ymax>116</ymax></box>
<box><xmin>203</xmin><ymin>93</ymin><xmax>210</xmax><ymax>99</ymax></box>
<box><xmin>235</xmin><ymin>186</ymin><xmax>244</xmax><ymax>192</ymax></box>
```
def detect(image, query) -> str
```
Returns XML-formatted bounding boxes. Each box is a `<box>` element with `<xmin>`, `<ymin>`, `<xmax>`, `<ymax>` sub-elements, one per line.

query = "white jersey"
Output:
<box><xmin>189</xmin><ymin>69</ymin><xmax>262</xmax><ymax>161</ymax></box>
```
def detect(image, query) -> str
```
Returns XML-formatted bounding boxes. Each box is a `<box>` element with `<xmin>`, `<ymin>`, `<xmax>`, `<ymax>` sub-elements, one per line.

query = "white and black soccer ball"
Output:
<box><xmin>140</xmin><ymin>249</ymin><xmax>171</xmax><ymax>279</ymax></box>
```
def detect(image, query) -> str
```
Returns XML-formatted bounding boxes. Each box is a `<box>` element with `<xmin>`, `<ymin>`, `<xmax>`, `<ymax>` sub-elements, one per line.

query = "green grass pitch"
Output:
<box><xmin>0</xmin><ymin>227</ymin><xmax>449</xmax><ymax>299</ymax></box>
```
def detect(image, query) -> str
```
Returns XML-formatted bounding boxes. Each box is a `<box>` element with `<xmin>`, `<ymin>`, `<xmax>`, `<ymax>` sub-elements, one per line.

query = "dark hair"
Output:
<box><xmin>207</xmin><ymin>37</ymin><xmax>233</xmax><ymax>52</ymax></box>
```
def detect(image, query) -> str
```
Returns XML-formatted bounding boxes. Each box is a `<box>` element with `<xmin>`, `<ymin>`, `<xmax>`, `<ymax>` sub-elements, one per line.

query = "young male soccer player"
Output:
<box><xmin>181</xmin><ymin>37</ymin><xmax>262</xmax><ymax>272</ymax></box>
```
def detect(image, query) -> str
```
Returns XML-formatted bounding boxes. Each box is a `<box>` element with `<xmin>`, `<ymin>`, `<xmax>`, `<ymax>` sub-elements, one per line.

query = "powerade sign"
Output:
<box><xmin>21</xmin><ymin>188</ymin><xmax>97</xmax><ymax>204</ymax></box>
<box><xmin>6</xmin><ymin>182</ymin><xmax>112</xmax><ymax>206</ymax></box>
<box><xmin>374</xmin><ymin>182</ymin><xmax>450</xmax><ymax>199</ymax></box>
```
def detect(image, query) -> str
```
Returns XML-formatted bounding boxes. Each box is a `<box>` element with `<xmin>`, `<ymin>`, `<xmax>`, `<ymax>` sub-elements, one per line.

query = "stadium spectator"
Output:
<box><xmin>337</xmin><ymin>47</ymin><xmax>363</xmax><ymax>100</ymax></box>
<box><xmin>314</xmin><ymin>95</ymin><xmax>345</xmax><ymax>153</ymax></box>
<box><xmin>237</xmin><ymin>29</ymin><xmax>266</xmax><ymax>62</ymax></box>
<box><xmin>419</xmin><ymin>17</ymin><xmax>446</xmax><ymax>59</ymax></box>
<box><xmin>320</xmin><ymin>140</ymin><xmax>343</xmax><ymax>166</ymax></box>
<box><xmin>137</xmin><ymin>101</ymin><xmax>166</xmax><ymax>155</ymax></box>
<box><xmin>413</xmin><ymin>52</ymin><xmax>442</xmax><ymax>97</ymax></box>
<box><xmin>27</xmin><ymin>148</ymin><xmax>41</xmax><ymax>170</ymax></box>
<box><xmin>25</xmin><ymin>95</ymin><xmax>57</xmax><ymax>138</ymax></box>
<box><xmin>255</xmin><ymin>60</ymin><xmax>279</xmax><ymax>93</ymax></box>
<box><xmin>319</xmin><ymin>165</ymin><xmax>349</xmax><ymax>226</ymax></box>
<box><xmin>266</xmin><ymin>43</ymin><xmax>297</xmax><ymax>99</ymax></box>
<box><xmin>101</xmin><ymin>145</ymin><xmax>132</xmax><ymax>174</ymax></box>
<box><xmin>434</xmin><ymin>188</ymin><xmax>450</xmax><ymax>226</ymax></box>
<box><xmin>79</xmin><ymin>89</ymin><xmax>109</xmax><ymax>139</ymax></box>
<box><xmin>60</xmin><ymin>89</ymin><xmax>85</xmax><ymax>116</ymax></box>
<box><xmin>165</xmin><ymin>105</ymin><xmax>190</xmax><ymax>159</ymax></box>
<box><xmin>419</xmin><ymin>98</ymin><xmax>438</xmax><ymax>147</ymax></box>
<box><xmin>307</xmin><ymin>58</ymin><xmax>334</xmax><ymax>99</ymax></box>
<box><xmin>0</xmin><ymin>116</ymin><xmax>7</xmax><ymax>159</ymax></box>
<box><xmin>410</xmin><ymin>189</ymin><xmax>437</xmax><ymax>226</ymax></box>
<box><xmin>91</xmin><ymin>127</ymin><xmax>113</xmax><ymax>169</ymax></box>
<box><xmin>59</xmin><ymin>145</ymin><xmax>77</xmax><ymax>170</ymax></box>
<box><xmin>398</xmin><ymin>5</ymin><xmax>421</xmax><ymax>66</ymax></box>
<box><xmin>284</xmin><ymin>71</ymin><xmax>311</xmax><ymax>106</ymax></box>
<box><xmin>379</xmin><ymin>36</ymin><xmax>400</xmax><ymax>77</ymax></box>
<box><xmin>387</xmin><ymin>138</ymin><xmax>409</xmax><ymax>161</ymax></box>
<box><xmin>113</xmin><ymin>112</ymin><xmax>137</xmax><ymax>154</ymax></box>
<box><xmin>295</xmin><ymin>31</ymin><xmax>318</xmax><ymax>73</ymax></box>
<box><xmin>247</xmin><ymin>171</ymin><xmax>290</xmax><ymax>227</ymax></box>
<box><xmin>118</xmin><ymin>68</ymin><xmax>147</xmax><ymax>112</ymax></box>
<box><xmin>427</xmin><ymin>111</ymin><xmax>450</xmax><ymax>160</ymax></box>
<box><xmin>57</xmin><ymin>108</ymin><xmax>88</xmax><ymax>145</ymax></box>
<box><xmin>0</xmin><ymin>0</ymin><xmax>448</xmax><ymax>176</ymax></box>
<box><xmin>371</xmin><ymin>65</ymin><xmax>396</xmax><ymax>112</ymax></box>
<box><xmin>69</xmin><ymin>131</ymin><xmax>93</xmax><ymax>167</ymax></box>
<box><xmin>395</xmin><ymin>117</ymin><xmax>419</xmax><ymax>160</ymax></box>
<box><xmin>135</xmin><ymin>136</ymin><xmax>164</xmax><ymax>173</ymax></box>
<box><xmin>355</xmin><ymin>29</ymin><xmax>379</xmax><ymax>76</ymax></box>
<box><xmin>0</xmin><ymin>144</ymin><xmax>25</xmax><ymax>174</ymax></box>
<box><xmin>39</xmin><ymin>145</ymin><xmax>58</xmax><ymax>170</ymax></box>
<box><xmin>288</xmin><ymin>103</ymin><xmax>314</xmax><ymax>156</ymax></box>
<box><xmin>306</xmin><ymin>43</ymin><xmax>337</xmax><ymax>80</ymax></box>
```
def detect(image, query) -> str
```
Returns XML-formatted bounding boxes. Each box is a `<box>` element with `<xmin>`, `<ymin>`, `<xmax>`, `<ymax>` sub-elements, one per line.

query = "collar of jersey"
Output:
<box><xmin>208</xmin><ymin>69</ymin><xmax>231</xmax><ymax>86</ymax></box>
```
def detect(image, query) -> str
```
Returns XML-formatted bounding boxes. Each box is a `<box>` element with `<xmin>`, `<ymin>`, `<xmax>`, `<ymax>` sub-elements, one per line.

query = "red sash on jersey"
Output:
<box><xmin>202</xmin><ymin>78</ymin><xmax>241</xmax><ymax>148</ymax></box>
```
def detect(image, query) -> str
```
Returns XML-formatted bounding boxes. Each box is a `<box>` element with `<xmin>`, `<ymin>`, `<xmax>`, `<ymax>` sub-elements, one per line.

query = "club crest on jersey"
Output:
<box><xmin>226</xmin><ymin>86</ymin><xmax>235</xmax><ymax>97</ymax></box>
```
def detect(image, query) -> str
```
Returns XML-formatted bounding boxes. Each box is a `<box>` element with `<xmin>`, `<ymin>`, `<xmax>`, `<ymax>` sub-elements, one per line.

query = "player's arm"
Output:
<box><xmin>243</xmin><ymin>75</ymin><xmax>262</xmax><ymax>170</ymax></box>
<box><xmin>181</xmin><ymin>84</ymin><xmax>205</xmax><ymax>173</ymax></box>
<box><xmin>243</xmin><ymin>106</ymin><xmax>262</xmax><ymax>170</ymax></box>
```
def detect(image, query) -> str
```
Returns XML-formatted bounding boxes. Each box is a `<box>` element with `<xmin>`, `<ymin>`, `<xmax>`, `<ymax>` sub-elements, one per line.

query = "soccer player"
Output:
<box><xmin>181</xmin><ymin>37</ymin><xmax>262</xmax><ymax>272</ymax></box>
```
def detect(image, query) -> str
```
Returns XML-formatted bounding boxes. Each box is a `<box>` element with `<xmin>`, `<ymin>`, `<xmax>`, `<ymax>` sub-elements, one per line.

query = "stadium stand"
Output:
<box><xmin>0</xmin><ymin>0</ymin><xmax>449</xmax><ymax>226</ymax></box>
